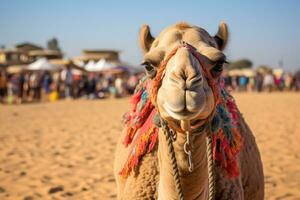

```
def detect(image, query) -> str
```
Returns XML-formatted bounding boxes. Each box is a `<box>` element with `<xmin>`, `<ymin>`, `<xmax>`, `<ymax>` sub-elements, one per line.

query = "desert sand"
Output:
<box><xmin>0</xmin><ymin>93</ymin><xmax>300</xmax><ymax>200</ymax></box>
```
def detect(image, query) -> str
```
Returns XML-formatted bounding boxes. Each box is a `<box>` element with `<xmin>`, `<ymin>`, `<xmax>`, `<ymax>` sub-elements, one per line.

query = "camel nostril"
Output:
<box><xmin>169</xmin><ymin>76</ymin><xmax>186</xmax><ymax>90</ymax></box>
<box><xmin>186</xmin><ymin>75</ymin><xmax>203</xmax><ymax>89</ymax></box>
<box><xmin>180</xmin><ymin>72</ymin><xmax>187</xmax><ymax>81</ymax></box>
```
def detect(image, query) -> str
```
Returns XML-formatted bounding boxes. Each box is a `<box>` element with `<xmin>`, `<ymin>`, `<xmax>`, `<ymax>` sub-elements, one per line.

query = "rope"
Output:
<box><xmin>162</xmin><ymin>120</ymin><xmax>215</xmax><ymax>200</ymax></box>
<box><xmin>161</xmin><ymin>120</ymin><xmax>184</xmax><ymax>200</ymax></box>
<box><xmin>206</xmin><ymin>133</ymin><xmax>215</xmax><ymax>200</ymax></box>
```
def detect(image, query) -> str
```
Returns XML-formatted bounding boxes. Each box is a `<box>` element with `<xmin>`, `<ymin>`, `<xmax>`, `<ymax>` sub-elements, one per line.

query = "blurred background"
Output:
<box><xmin>0</xmin><ymin>0</ymin><xmax>299</xmax><ymax>199</ymax></box>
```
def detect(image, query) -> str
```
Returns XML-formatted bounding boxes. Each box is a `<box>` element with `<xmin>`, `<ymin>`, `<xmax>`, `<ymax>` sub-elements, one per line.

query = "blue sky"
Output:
<box><xmin>1</xmin><ymin>0</ymin><xmax>299</xmax><ymax>71</ymax></box>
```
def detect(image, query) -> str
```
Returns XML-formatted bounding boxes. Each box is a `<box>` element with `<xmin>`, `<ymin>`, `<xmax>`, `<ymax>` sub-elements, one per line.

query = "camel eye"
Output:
<box><xmin>141</xmin><ymin>61</ymin><xmax>157</xmax><ymax>78</ymax></box>
<box><xmin>211</xmin><ymin>60</ymin><xmax>226</xmax><ymax>78</ymax></box>
<box><xmin>144</xmin><ymin>64</ymin><xmax>154</xmax><ymax>71</ymax></box>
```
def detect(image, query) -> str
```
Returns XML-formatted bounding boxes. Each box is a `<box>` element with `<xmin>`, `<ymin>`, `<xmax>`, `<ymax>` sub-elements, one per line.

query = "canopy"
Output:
<box><xmin>27</xmin><ymin>58</ymin><xmax>59</xmax><ymax>71</ymax></box>
<box><xmin>84</xmin><ymin>60</ymin><xmax>96</xmax><ymax>71</ymax></box>
<box><xmin>272</xmin><ymin>68</ymin><xmax>284</xmax><ymax>78</ymax></box>
<box><xmin>85</xmin><ymin>59</ymin><xmax>116</xmax><ymax>72</ymax></box>
<box><xmin>228</xmin><ymin>69</ymin><xmax>256</xmax><ymax>77</ymax></box>
<box><xmin>6</xmin><ymin>65</ymin><xmax>27</xmax><ymax>74</ymax></box>
<box><xmin>94</xmin><ymin>59</ymin><xmax>116</xmax><ymax>71</ymax></box>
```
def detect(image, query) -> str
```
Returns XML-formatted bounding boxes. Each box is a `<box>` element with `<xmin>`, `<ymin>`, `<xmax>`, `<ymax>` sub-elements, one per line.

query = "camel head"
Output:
<box><xmin>139</xmin><ymin>22</ymin><xmax>229</xmax><ymax>132</ymax></box>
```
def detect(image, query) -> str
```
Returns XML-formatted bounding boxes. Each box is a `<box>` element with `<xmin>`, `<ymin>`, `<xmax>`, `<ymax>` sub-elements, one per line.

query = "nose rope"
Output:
<box><xmin>151</xmin><ymin>45</ymin><xmax>181</xmax><ymax>105</ymax></box>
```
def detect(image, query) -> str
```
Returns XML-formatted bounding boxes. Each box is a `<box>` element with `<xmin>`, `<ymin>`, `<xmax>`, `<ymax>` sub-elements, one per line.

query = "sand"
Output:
<box><xmin>0</xmin><ymin>93</ymin><xmax>300</xmax><ymax>200</ymax></box>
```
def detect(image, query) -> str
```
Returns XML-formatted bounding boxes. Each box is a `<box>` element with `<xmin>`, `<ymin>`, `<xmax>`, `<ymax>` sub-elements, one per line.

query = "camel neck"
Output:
<box><xmin>157</xmin><ymin>128</ymin><xmax>208</xmax><ymax>200</ymax></box>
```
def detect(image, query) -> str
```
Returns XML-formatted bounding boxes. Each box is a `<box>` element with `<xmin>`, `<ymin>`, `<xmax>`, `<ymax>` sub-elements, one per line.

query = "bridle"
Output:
<box><xmin>151</xmin><ymin>41</ymin><xmax>218</xmax><ymax>200</ymax></box>
<box><xmin>151</xmin><ymin>41</ymin><xmax>220</xmax><ymax>132</ymax></box>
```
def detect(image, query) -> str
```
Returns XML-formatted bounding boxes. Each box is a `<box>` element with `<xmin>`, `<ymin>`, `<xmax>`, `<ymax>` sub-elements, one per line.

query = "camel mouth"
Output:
<box><xmin>164</xmin><ymin>103</ymin><xmax>201</xmax><ymax>120</ymax></box>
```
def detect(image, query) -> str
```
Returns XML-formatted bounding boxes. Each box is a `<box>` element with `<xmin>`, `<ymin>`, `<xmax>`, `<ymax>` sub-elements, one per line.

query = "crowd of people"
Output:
<box><xmin>0</xmin><ymin>67</ymin><xmax>143</xmax><ymax>104</ymax></box>
<box><xmin>223</xmin><ymin>71</ymin><xmax>300</xmax><ymax>92</ymax></box>
<box><xmin>1</xmin><ymin>67</ymin><xmax>300</xmax><ymax>104</ymax></box>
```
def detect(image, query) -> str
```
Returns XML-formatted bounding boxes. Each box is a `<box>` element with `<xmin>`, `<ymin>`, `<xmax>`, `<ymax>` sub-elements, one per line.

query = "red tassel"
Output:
<box><xmin>120</xmin><ymin>109</ymin><xmax>159</xmax><ymax>178</ymax></box>
<box><xmin>131</xmin><ymin>89</ymin><xmax>143</xmax><ymax>111</ymax></box>
<box><xmin>226</xmin><ymin>94</ymin><xmax>239</xmax><ymax>126</ymax></box>
<box><xmin>148</xmin><ymin>129</ymin><xmax>158</xmax><ymax>152</ymax></box>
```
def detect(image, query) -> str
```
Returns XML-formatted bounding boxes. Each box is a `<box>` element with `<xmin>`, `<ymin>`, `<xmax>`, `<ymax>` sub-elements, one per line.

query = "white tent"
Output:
<box><xmin>85</xmin><ymin>59</ymin><xmax>116</xmax><ymax>72</ymax></box>
<box><xmin>84</xmin><ymin>60</ymin><xmax>96</xmax><ymax>71</ymax></box>
<box><xmin>27</xmin><ymin>58</ymin><xmax>59</xmax><ymax>71</ymax></box>
<box><xmin>95</xmin><ymin>59</ymin><xmax>116</xmax><ymax>71</ymax></box>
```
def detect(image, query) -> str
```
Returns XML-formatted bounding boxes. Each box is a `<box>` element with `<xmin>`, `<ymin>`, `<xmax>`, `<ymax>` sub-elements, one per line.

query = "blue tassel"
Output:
<box><xmin>211</xmin><ymin>114</ymin><xmax>221</xmax><ymax>133</ymax></box>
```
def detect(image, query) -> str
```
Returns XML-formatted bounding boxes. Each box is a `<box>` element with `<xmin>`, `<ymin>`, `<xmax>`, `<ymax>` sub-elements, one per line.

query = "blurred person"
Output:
<box><xmin>101</xmin><ymin>74</ymin><xmax>110</xmax><ymax>93</ymax></box>
<box><xmin>115</xmin><ymin>75</ymin><xmax>124</xmax><ymax>97</ymax></box>
<box><xmin>42</xmin><ymin>71</ymin><xmax>52</xmax><ymax>95</ymax></box>
<box><xmin>274</xmin><ymin>73</ymin><xmax>284</xmax><ymax>91</ymax></box>
<box><xmin>52</xmin><ymin>71</ymin><xmax>60</xmax><ymax>94</ymax></box>
<box><xmin>263</xmin><ymin>72</ymin><xmax>274</xmax><ymax>92</ymax></box>
<box><xmin>58</xmin><ymin>70</ymin><xmax>66</xmax><ymax>98</ymax></box>
<box><xmin>23</xmin><ymin>73</ymin><xmax>30</xmax><ymax>101</ymax></box>
<box><xmin>293</xmin><ymin>70</ymin><xmax>300</xmax><ymax>91</ymax></box>
<box><xmin>17</xmin><ymin>72</ymin><xmax>26</xmax><ymax>103</ymax></box>
<box><xmin>72</xmin><ymin>71</ymin><xmax>82</xmax><ymax>99</ymax></box>
<box><xmin>238</xmin><ymin>75</ymin><xmax>248</xmax><ymax>92</ymax></box>
<box><xmin>223</xmin><ymin>73</ymin><xmax>233</xmax><ymax>91</ymax></box>
<box><xmin>283</xmin><ymin>73</ymin><xmax>293</xmax><ymax>91</ymax></box>
<box><xmin>79</xmin><ymin>73</ymin><xmax>89</xmax><ymax>97</ymax></box>
<box><xmin>254</xmin><ymin>72</ymin><xmax>264</xmax><ymax>92</ymax></box>
<box><xmin>29</xmin><ymin>72</ymin><xmax>41</xmax><ymax>101</ymax></box>
<box><xmin>108</xmin><ymin>76</ymin><xmax>117</xmax><ymax>98</ymax></box>
<box><xmin>95</xmin><ymin>73</ymin><xmax>106</xmax><ymax>98</ymax></box>
<box><xmin>0</xmin><ymin>70</ymin><xmax>7</xmax><ymax>103</ymax></box>
<box><xmin>247</xmin><ymin>76</ymin><xmax>255</xmax><ymax>92</ymax></box>
<box><xmin>87</xmin><ymin>73</ymin><xmax>96</xmax><ymax>99</ymax></box>
<box><xmin>127</xmin><ymin>74</ymin><xmax>139</xmax><ymax>94</ymax></box>
<box><xmin>7</xmin><ymin>74</ymin><xmax>19</xmax><ymax>104</ymax></box>
<box><xmin>64</xmin><ymin>66</ymin><xmax>73</xmax><ymax>98</ymax></box>
<box><xmin>231</xmin><ymin>76</ymin><xmax>239</xmax><ymax>91</ymax></box>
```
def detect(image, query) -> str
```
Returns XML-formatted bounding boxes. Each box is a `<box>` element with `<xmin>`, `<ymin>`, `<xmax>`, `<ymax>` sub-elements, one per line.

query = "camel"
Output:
<box><xmin>114</xmin><ymin>22</ymin><xmax>264</xmax><ymax>200</ymax></box>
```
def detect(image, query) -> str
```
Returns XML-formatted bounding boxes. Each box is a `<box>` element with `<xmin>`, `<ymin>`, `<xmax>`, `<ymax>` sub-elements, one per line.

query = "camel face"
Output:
<box><xmin>157</xmin><ymin>47</ymin><xmax>215</xmax><ymax>122</ymax></box>
<box><xmin>140</xmin><ymin>22</ymin><xmax>229</xmax><ymax>127</ymax></box>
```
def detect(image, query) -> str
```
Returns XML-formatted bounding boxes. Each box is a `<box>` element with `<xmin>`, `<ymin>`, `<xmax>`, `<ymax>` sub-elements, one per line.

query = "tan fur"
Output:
<box><xmin>214</xmin><ymin>21</ymin><xmax>228</xmax><ymax>50</ymax></box>
<box><xmin>175</xmin><ymin>22</ymin><xmax>192</xmax><ymax>30</ymax></box>
<box><xmin>114</xmin><ymin>22</ymin><xmax>264</xmax><ymax>200</ymax></box>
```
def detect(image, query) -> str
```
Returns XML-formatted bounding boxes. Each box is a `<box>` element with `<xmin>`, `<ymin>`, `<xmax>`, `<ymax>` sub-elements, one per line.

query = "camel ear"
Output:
<box><xmin>139</xmin><ymin>24</ymin><xmax>155</xmax><ymax>53</ymax></box>
<box><xmin>214</xmin><ymin>21</ymin><xmax>228</xmax><ymax>51</ymax></box>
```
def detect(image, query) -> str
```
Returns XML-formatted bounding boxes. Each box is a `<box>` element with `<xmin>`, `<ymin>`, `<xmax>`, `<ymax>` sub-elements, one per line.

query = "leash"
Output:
<box><xmin>160</xmin><ymin>119</ymin><xmax>215</xmax><ymax>200</ymax></box>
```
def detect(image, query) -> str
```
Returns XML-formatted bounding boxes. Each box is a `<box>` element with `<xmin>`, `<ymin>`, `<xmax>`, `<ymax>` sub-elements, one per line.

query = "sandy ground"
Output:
<box><xmin>0</xmin><ymin>93</ymin><xmax>300</xmax><ymax>200</ymax></box>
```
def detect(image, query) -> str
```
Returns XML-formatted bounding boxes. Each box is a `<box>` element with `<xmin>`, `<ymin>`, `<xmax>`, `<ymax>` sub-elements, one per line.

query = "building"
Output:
<box><xmin>15</xmin><ymin>43</ymin><xmax>43</xmax><ymax>52</ymax></box>
<box><xmin>28</xmin><ymin>49</ymin><xmax>63</xmax><ymax>61</ymax></box>
<box><xmin>0</xmin><ymin>42</ymin><xmax>63</xmax><ymax>69</ymax></box>
<box><xmin>73</xmin><ymin>49</ymin><xmax>120</xmax><ymax>65</ymax></box>
<box><xmin>0</xmin><ymin>49</ymin><xmax>28</xmax><ymax>67</ymax></box>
